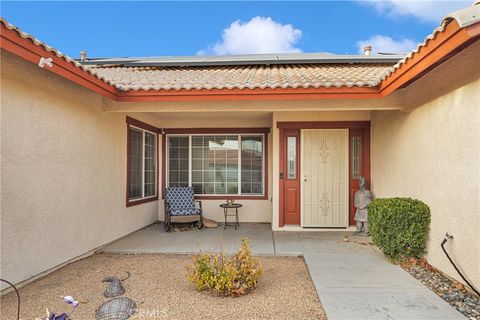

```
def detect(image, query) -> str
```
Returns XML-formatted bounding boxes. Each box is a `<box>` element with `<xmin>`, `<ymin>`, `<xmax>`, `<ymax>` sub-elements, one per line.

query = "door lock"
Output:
<box><xmin>303</xmin><ymin>174</ymin><xmax>308</xmax><ymax>182</ymax></box>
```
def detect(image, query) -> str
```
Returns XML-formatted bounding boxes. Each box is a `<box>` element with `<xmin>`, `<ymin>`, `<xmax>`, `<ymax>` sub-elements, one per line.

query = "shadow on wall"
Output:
<box><xmin>401</xmin><ymin>40</ymin><xmax>480</xmax><ymax>111</ymax></box>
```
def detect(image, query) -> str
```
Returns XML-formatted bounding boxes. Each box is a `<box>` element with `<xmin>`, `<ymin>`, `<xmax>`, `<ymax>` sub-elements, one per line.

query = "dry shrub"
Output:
<box><xmin>186</xmin><ymin>238</ymin><xmax>263</xmax><ymax>296</ymax></box>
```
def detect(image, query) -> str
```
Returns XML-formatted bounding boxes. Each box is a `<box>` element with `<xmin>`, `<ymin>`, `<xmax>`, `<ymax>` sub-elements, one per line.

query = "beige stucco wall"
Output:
<box><xmin>371</xmin><ymin>71</ymin><xmax>480</xmax><ymax>289</ymax></box>
<box><xmin>0</xmin><ymin>51</ymin><xmax>159</xmax><ymax>288</ymax></box>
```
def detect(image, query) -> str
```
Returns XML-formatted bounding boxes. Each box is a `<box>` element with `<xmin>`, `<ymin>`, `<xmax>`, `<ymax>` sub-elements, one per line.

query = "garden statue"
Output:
<box><xmin>354</xmin><ymin>176</ymin><xmax>373</xmax><ymax>236</ymax></box>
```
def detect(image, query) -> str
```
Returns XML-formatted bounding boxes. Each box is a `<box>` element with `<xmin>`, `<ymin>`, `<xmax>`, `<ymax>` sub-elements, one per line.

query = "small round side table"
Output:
<box><xmin>219</xmin><ymin>203</ymin><xmax>242</xmax><ymax>230</ymax></box>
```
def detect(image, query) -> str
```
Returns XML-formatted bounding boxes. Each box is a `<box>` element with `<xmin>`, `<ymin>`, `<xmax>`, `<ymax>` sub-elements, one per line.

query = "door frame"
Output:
<box><xmin>279</xmin><ymin>128</ymin><xmax>301</xmax><ymax>226</ymax></box>
<box><xmin>278</xmin><ymin>121</ymin><xmax>371</xmax><ymax>228</ymax></box>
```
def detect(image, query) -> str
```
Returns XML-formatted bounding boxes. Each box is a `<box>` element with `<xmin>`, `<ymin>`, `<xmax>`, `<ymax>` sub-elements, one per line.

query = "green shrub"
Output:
<box><xmin>186</xmin><ymin>238</ymin><xmax>263</xmax><ymax>296</ymax></box>
<box><xmin>368</xmin><ymin>198</ymin><xmax>430</xmax><ymax>261</ymax></box>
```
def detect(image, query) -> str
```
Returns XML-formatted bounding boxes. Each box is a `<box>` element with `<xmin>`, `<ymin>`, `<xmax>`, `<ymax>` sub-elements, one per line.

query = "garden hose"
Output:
<box><xmin>0</xmin><ymin>278</ymin><xmax>20</xmax><ymax>320</ymax></box>
<box><xmin>441</xmin><ymin>233</ymin><xmax>480</xmax><ymax>296</ymax></box>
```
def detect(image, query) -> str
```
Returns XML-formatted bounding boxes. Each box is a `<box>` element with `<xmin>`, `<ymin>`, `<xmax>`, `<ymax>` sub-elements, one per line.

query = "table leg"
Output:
<box><xmin>235</xmin><ymin>207</ymin><xmax>239</xmax><ymax>229</ymax></box>
<box><xmin>224</xmin><ymin>207</ymin><xmax>227</xmax><ymax>230</ymax></box>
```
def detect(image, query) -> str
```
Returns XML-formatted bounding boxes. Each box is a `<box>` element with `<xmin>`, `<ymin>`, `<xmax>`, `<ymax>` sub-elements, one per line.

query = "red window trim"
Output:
<box><xmin>126</xmin><ymin>117</ymin><xmax>160</xmax><ymax>207</ymax></box>
<box><xmin>162</xmin><ymin>128</ymin><xmax>270</xmax><ymax>200</ymax></box>
<box><xmin>126</xmin><ymin>116</ymin><xmax>160</xmax><ymax>133</ymax></box>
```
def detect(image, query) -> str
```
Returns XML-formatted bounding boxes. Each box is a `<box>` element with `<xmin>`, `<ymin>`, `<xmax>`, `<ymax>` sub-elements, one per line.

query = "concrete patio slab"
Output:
<box><xmin>102</xmin><ymin>223</ymin><xmax>275</xmax><ymax>255</ymax></box>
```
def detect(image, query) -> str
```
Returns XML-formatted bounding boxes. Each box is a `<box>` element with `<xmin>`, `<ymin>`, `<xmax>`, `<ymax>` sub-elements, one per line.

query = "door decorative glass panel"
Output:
<box><xmin>351</xmin><ymin>136</ymin><xmax>361</xmax><ymax>179</ymax></box>
<box><xmin>287</xmin><ymin>136</ymin><xmax>297</xmax><ymax>179</ymax></box>
<box><xmin>302</xmin><ymin>129</ymin><xmax>348</xmax><ymax>227</ymax></box>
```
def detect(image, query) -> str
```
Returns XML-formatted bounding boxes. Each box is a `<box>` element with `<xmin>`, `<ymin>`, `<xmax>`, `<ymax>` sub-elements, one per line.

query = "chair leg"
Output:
<box><xmin>199</xmin><ymin>212</ymin><xmax>204</xmax><ymax>229</ymax></box>
<box><xmin>165</xmin><ymin>213</ymin><xmax>171</xmax><ymax>232</ymax></box>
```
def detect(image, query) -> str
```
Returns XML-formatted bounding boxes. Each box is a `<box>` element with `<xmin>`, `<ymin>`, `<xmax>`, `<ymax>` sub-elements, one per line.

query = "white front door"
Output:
<box><xmin>301</xmin><ymin>129</ymin><xmax>349</xmax><ymax>227</ymax></box>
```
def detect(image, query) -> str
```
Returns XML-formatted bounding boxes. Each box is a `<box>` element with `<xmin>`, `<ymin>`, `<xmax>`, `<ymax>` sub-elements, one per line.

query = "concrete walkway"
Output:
<box><xmin>305</xmin><ymin>253</ymin><xmax>464</xmax><ymax>320</ymax></box>
<box><xmin>102</xmin><ymin>223</ymin><xmax>464</xmax><ymax>320</ymax></box>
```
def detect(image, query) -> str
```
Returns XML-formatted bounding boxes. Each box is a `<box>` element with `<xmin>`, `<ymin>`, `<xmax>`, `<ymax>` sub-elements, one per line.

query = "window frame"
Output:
<box><xmin>162</xmin><ymin>128</ymin><xmax>269</xmax><ymax>200</ymax></box>
<box><xmin>126</xmin><ymin>117</ymin><xmax>159</xmax><ymax>207</ymax></box>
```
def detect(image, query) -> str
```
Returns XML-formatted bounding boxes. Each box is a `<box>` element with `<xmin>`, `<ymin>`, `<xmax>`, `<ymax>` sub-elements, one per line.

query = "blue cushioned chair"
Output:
<box><xmin>164</xmin><ymin>187</ymin><xmax>203</xmax><ymax>232</ymax></box>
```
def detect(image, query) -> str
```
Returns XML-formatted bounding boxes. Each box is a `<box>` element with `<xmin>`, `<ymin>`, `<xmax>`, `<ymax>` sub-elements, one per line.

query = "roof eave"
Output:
<box><xmin>0</xmin><ymin>19</ymin><xmax>121</xmax><ymax>100</ymax></box>
<box><xmin>115</xmin><ymin>87</ymin><xmax>381</xmax><ymax>102</ymax></box>
<box><xmin>378</xmin><ymin>18</ymin><xmax>480</xmax><ymax>97</ymax></box>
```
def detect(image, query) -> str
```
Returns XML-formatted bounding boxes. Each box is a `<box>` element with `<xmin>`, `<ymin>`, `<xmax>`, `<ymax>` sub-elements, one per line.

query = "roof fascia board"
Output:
<box><xmin>378</xmin><ymin>20</ymin><xmax>478</xmax><ymax>96</ymax></box>
<box><xmin>116</xmin><ymin>87</ymin><xmax>380</xmax><ymax>102</ymax></box>
<box><xmin>0</xmin><ymin>24</ymin><xmax>120</xmax><ymax>100</ymax></box>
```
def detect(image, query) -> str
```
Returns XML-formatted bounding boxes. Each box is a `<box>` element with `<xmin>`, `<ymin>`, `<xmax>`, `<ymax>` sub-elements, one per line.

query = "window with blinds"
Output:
<box><xmin>168</xmin><ymin>136</ymin><xmax>189</xmax><ymax>187</ymax></box>
<box><xmin>191</xmin><ymin>135</ymin><xmax>239</xmax><ymax>195</ymax></box>
<box><xmin>241</xmin><ymin>136</ymin><xmax>263</xmax><ymax>194</ymax></box>
<box><xmin>166</xmin><ymin>134</ymin><xmax>264</xmax><ymax>196</ymax></box>
<box><xmin>128</xmin><ymin>127</ymin><xmax>157</xmax><ymax>202</ymax></box>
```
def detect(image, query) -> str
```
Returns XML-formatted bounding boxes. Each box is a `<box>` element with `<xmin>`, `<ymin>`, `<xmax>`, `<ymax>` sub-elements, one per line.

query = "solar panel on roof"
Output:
<box><xmin>79</xmin><ymin>52</ymin><xmax>405</xmax><ymax>67</ymax></box>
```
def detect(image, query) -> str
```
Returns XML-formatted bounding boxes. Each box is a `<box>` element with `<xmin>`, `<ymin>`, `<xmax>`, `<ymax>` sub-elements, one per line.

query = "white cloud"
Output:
<box><xmin>362</xmin><ymin>0</ymin><xmax>469</xmax><ymax>22</ymax></box>
<box><xmin>197</xmin><ymin>16</ymin><xmax>302</xmax><ymax>55</ymax></box>
<box><xmin>357</xmin><ymin>35</ymin><xmax>417</xmax><ymax>54</ymax></box>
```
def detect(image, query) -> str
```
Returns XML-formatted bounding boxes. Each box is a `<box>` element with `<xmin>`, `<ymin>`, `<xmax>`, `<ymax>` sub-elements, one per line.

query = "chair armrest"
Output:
<box><xmin>195</xmin><ymin>200</ymin><xmax>202</xmax><ymax>209</ymax></box>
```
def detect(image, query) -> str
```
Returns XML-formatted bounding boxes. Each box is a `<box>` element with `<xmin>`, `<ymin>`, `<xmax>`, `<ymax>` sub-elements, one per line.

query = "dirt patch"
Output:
<box><xmin>1</xmin><ymin>253</ymin><xmax>326</xmax><ymax>320</ymax></box>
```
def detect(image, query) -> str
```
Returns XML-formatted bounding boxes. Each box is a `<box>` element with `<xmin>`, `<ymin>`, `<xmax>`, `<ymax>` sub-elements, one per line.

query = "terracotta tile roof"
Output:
<box><xmin>85</xmin><ymin>63</ymin><xmax>395</xmax><ymax>91</ymax></box>
<box><xmin>3</xmin><ymin>2</ymin><xmax>478</xmax><ymax>93</ymax></box>
<box><xmin>0</xmin><ymin>17</ymin><xmax>397</xmax><ymax>92</ymax></box>
<box><xmin>0</xmin><ymin>18</ymin><xmax>116</xmax><ymax>87</ymax></box>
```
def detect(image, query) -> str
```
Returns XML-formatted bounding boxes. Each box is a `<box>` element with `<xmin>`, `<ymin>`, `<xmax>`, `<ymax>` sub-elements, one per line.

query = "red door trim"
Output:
<box><xmin>348</xmin><ymin>128</ymin><xmax>371</xmax><ymax>224</ymax></box>
<box><xmin>279</xmin><ymin>129</ymin><xmax>301</xmax><ymax>226</ymax></box>
<box><xmin>278</xmin><ymin>121</ymin><xmax>371</xmax><ymax>227</ymax></box>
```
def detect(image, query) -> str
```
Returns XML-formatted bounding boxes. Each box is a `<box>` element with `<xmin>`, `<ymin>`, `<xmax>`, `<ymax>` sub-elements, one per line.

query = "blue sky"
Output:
<box><xmin>1</xmin><ymin>1</ymin><xmax>469</xmax><ymax>59</ymax></box>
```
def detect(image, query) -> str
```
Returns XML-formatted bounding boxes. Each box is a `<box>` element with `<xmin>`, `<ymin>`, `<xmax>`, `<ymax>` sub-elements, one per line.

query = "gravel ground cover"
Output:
<box><xmin>1</xmin><ymin>253</ymin><xmax>326</xmax><ymax>320</ymax></box>
<box><xmin>402</xmin><ymin>258</ymin><xmax>480</xmax><ymax>320</ymax></box>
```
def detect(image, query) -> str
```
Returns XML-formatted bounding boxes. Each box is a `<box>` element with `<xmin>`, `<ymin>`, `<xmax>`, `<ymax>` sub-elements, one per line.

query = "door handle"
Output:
<box><xmin>303</xmin><ymin>174</ymin><xmax>308</xmax><ymax>182</ymax></box>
